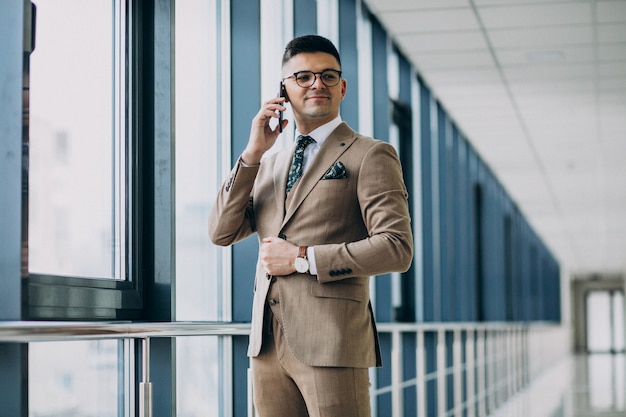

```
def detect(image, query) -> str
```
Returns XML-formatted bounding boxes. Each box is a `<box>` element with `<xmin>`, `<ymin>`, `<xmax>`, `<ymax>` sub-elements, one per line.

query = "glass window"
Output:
<box><xmin>174</xmin><ymin>1</ymin><xmax>227</xmax><ymax>415</ymax></box>
<box><xmin>613</xmin><ymin>291</ymin><xmax>624</xmax><ymax>352</ymax></box>
<box><xmin>586</xmin><ymin>291</ymin><xmax>613</xmax><ymax>352</ymax></box>
<box><xmin>586</xmin><ymin>290</ymin><xmax>625</xmax><ymax>353</ymax></box>
<box><xmin>28</xmin><ymin>0</ymin><xmax>127</xmax><ymax>280</ymax></box>
<box><xmin>260</xmin><ymin>0</ymin><xmax>293</xmax><ymax>151</ymax></box>
<box><xmin>29</xmin><ymin>340</ymin><xmax>129</xmax><ymax>417</ymax></box>
<box><xmin>357</xmin><ymin>7</ymin><xmax>373</xmax><ymax>138</ymax></box>
<box><xmin>176</xmin><ymin>337</ymin><xmax>221</xmax><ymax>416</ymax></box>
<box><xmin>174</xmin><ymin>0</ymin><xmax>222</xmax><ymax>322</ymax></box>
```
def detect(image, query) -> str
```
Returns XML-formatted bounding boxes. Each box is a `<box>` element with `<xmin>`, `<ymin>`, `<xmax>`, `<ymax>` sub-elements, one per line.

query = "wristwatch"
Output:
<box><xmin>293</xmin><ymin>246</ymin><xmax>309</xmax><ymax>274</ymax></box>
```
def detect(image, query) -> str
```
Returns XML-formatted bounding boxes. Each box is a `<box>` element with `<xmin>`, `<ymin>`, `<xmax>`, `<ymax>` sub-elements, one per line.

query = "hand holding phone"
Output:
<box><xmin>278</xmin><ymin>82</ymin><xmax>286</xmax><ymax>133</ymax></box>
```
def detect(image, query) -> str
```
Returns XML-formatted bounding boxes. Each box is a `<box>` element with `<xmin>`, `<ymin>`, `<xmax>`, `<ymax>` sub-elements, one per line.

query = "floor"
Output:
<box><xmin>490</xmin><ymin>353</ymin><xmax>625</xmax><ymax>417</ymax></box>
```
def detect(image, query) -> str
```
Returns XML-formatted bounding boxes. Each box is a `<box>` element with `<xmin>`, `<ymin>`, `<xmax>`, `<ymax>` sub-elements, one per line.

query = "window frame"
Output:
<box><xmin>23</xmin><ymin>0</ymin><xmax>152</xmax><ymax>321</ymax></box>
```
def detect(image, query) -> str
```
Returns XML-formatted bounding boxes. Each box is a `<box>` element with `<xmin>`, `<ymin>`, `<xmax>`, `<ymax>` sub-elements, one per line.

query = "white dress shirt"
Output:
<box><xmin>296</xmin><ymin>116</ymin><xmax>343</xmax><ymax>175</ymax></box>
<box><xmin>294</xmin><ymin>116</ymin><xmax>343</xmax><ymax>275</ymax></box>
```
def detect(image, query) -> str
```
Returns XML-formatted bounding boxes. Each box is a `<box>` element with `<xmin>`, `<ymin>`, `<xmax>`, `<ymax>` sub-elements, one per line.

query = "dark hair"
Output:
<box><xmin>282</xmin><ymin>35</ymin><xmax>341</xmax><ymax>68</ymax></box>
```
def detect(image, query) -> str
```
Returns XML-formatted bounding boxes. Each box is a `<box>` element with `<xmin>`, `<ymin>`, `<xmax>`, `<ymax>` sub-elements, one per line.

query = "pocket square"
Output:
<box><xmin>323</xmin><ymin>161</ymin><xmax>347</xmax><ymax>179</ymax></box>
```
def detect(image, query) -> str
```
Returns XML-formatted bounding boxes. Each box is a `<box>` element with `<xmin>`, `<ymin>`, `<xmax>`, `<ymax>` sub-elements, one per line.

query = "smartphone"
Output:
<box><xmin>278</xmin><ymin>81</ymin><xmax>286</xmax><ymax>133</ymax></box>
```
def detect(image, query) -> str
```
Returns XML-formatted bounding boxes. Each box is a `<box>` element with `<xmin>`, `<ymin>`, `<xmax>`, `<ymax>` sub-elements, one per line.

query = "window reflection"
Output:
<box><xmin>28</xmin><ymin>0</ymin><xmax>126</xmax><ymax>279</ymax></box>
<box><xmin>29</xmin><ymin>340</ymin><xmax>124</xmax><ymax>417</ymax></box>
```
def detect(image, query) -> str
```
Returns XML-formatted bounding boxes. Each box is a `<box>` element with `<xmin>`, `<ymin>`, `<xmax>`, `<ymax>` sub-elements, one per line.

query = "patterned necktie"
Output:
<box><xmin>286</xmin><ymin>135</ymin><xmax>316</xmax><ymax>195</ymax></box>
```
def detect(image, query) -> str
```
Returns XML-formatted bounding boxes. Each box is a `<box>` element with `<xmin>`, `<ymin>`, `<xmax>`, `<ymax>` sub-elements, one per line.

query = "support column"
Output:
<box><xmin>0</xmin><ymin>1</ymin><xmax>29</xmax><ymax>416</ymax></box>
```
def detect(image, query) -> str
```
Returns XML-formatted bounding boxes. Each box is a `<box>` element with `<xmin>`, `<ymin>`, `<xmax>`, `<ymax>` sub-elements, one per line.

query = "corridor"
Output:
<box><xmin>492</xmin><ymin>354</ymin><xmax>625</xmax><ymax>417</ymax></box>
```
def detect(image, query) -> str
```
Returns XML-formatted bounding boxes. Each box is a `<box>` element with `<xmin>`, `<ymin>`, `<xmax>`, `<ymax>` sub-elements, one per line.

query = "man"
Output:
<box><xmin>209</xmin><ymin>35</ymin><xmax>413</xmax><ymax>417</ymax></box>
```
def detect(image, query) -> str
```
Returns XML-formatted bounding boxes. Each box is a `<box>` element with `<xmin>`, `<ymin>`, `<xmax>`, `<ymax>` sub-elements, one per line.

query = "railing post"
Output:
<box><xmin>494</xmin><ymin>330</ymin><xmax>502</xmax><ymax>408</ymax></box>
<box><xmin>416</xmin><ymin>329</ymin><xmax>426</xmax><ymax>417</ymax></box>
<box><xmin>507</xmin><ymin>329</ymin><xmax>515</xmax><ymax>401</ymax></box>
<box><xmin>248</xmin><ymin>365</ymin><xmax>255</xmax><ymax>417</ymax></box>
<box><xmin>517</xmin><ymin>326</ymin><xmax>525</xmax><ymax>391</ymax></box>
<box><xmin>502</xmin><ymin>330</ymin><xmax>508</xmax><ymax>404</ymax></box>
<box><xmin>465</xmin><ymin>330</ymin><xmax>475</xmax><ymax>417</ymax></box>
<box><xmin>392</xmin><ymin>329</ymin><xmax>403</xmax><ymax>417</ymax></box>
<box><xmin>437</xmin><ymin>329</ymin><xmax>446</xmax><ymax>417</ymax></box>
<box><xmin>485</xmin><ymin>330</ymin><xmax>497</xmax><ymax>414</ymax></box>
<box><xmin>139</xmin><ymin>337</ymin><xmax>153</xmax><ymax>417</ymax></box>
<box><xmin>476</xmin><ymin>329</ymin><xmax>486</xmax><ymax>417</ymax></box>
<box><xmin>453</xmin><ymin>329</ymin><xmax>462</xmax><ymax>417</ymax></box>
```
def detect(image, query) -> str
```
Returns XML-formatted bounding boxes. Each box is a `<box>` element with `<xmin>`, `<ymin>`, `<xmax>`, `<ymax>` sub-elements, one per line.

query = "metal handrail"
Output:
<box><xmin>0</xmin><ymin>320</ymin><xmax>253</xmax><ymax>417</ymax></box>
<box><xmin>0</xmin><ymin>321</ymin><xmax>251</xmax><ymax>343</ymax></box>
<box><xmin>0</xmin><ymin>320</ymin><xmax>556</xmax><ymax>343</ymax></box>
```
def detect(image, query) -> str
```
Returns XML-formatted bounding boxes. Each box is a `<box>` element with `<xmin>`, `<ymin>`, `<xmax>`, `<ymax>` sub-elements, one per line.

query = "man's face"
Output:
<box><xmin>282</xmin><ymin>52</ymin><xmax>347</xmax><ymax>132</ymax></box>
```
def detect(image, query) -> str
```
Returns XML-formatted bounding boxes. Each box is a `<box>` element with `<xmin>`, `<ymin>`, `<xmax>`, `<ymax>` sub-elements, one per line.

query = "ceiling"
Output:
<box><xmin>364</xmin><ymin>0</ymin><xmax>626</xmax><ymax>278</ymax></box>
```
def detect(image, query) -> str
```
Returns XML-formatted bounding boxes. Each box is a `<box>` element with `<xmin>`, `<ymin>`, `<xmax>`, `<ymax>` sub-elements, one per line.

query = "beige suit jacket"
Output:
<box><xmin>209</xmin><ymin>123</ymin><xmax>413</xmax><ymax>368</ymax></box>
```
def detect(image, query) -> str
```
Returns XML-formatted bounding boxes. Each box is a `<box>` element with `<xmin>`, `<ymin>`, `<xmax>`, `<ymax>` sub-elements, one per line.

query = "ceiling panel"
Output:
<box><xmin>508</xmin><ymin>78</ymin><xmax>595</xmax><ymax>94</ymax></box>
<box><xmin>599</xmin><ymin>61</ymin><xmax>626</xmax><ymax>77</ymax></box>
<box><xmin>364</xmin><ymin>0</ymin><xmax>626</xmax><ymax>276</ymax></box>
<box><xmin>597</xmin><ymin>24</ymin><xmax>626</xmax><ymax>42</ymax></box>
<box><xmin>377</xmin><ymin>8</ymin><xmax>479</xmax><ymax>32</ymax></box>
<box><xmin>597</xmin><ymin>1</ymin><xmax>626</xmax><ymax>23</ymax></box>
<box><xmin>487</xmin><ymin>26</ymin><xmax>594</xmax><ymax>48</ymax></box>
<box><xmin>503</xmin><ymin>62</ymin><xmax>596</xmax><ymax>81</ymax></box>
<box><xmin>399</xmin><ymin>32</ymin><xmax>488</xmax><ymax>52</ymax></box>
<box><xmin>409</xmin><ymin>50</ymin><xmax>494</xmax><ymax>69</ymax></box>
<box><xmin>474</xmin><ymin>0</ymin><xmax>576</xmax><ymax>5</ymax></box>
<box><xmin>366</xmin><ymin>0</ymin><xmax>468</xmax><ymax>11</ymax></box>
<box><xmin>497</xmin><ymin>46</ymin><xmax>595</xmax><ymax>66</ymax></box>
<box><xmin>598</xmin><ymin>44</ymin><xmax>626</xmax><ymax>60</ymax></box>
<box><xmin>478</xmin><ymin>3</ymin><xmax>592</xmax><ymax>28</ymax></box>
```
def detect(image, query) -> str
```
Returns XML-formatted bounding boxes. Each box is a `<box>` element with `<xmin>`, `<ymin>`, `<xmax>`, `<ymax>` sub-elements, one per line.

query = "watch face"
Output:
<box><xmin>294</xmin><ymin>257</ymin><xmax>309</xmax><ymax>273</ymax></box>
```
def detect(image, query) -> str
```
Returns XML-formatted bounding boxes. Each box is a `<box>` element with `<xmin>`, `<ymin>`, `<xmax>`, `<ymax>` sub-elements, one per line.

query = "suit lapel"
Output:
<box><xmin>282</xmin><ymin>123</ymin><xmax>357</xmax><ymax>226</ymax></box>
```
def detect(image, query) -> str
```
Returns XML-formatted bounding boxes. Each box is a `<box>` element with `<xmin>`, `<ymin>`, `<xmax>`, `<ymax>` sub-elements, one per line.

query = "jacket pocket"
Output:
<box><xmin>310</xmin><ymin>280</ymin><xmax>366</xmax><ymax>302</ymax></box>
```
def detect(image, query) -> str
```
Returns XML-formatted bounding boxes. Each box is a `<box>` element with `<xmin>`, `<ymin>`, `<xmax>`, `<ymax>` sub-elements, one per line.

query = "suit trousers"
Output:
<box><xmin>251</xmin><ymin>286</ymin><xmax>372</xmax><ymax>417</ymax></box>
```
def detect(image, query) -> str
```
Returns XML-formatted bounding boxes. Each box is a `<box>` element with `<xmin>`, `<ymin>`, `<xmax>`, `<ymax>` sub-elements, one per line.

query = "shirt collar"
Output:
<box><xmin>296</xmin><ymin>116</ymin><xmax>342</xmax><ymax>147</ymax></box>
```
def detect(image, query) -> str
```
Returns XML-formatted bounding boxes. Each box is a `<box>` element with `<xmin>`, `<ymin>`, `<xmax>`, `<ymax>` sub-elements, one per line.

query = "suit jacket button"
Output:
<box><xmin>268</xmin><ymin>299</ymin><xmax>278</xmax><ymax>306</ymax></box>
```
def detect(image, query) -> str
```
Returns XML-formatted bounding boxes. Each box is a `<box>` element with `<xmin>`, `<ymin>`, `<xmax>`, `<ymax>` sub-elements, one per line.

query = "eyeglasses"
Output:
<box><xmin>282</xmin><ymin>69</ymin><xmax>342</xmax><ymax>88</ymax></box>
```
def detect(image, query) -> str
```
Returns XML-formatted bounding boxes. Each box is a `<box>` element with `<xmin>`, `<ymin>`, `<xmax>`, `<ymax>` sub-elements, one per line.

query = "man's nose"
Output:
<box><xmin>311</xmin><ymin>74</ymin><xmax>326</xmax><ymax>88</ymax></box>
